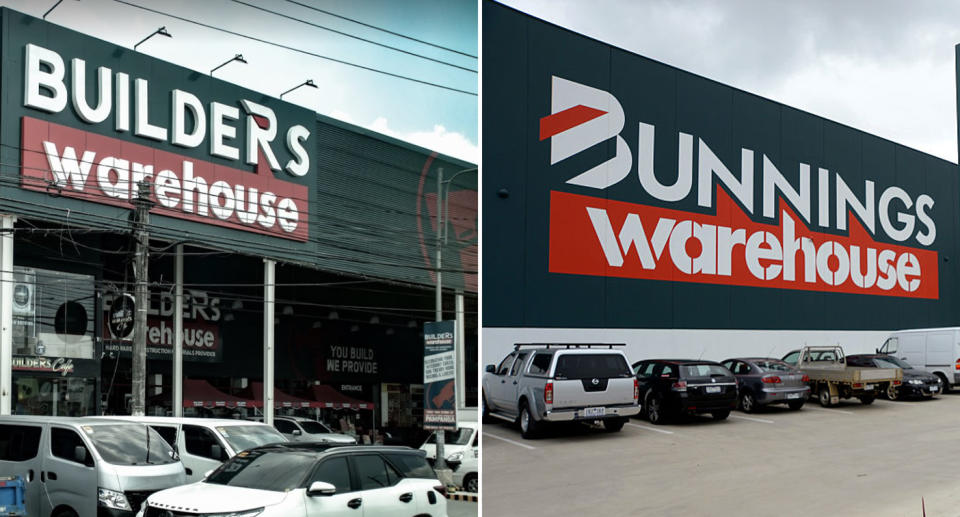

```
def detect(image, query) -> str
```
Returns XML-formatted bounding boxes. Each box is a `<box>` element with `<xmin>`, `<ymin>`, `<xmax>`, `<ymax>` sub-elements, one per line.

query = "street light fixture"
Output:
<box><xmin>280</xmin><ymin>79</ymin><xmax>318</xmax><ymax>99</ymax></box>
<box><xmin>134</xmin><ymin>26</ymin><xmax>172</xmax><ymax>51</ymax></box>
<box><xmin>211</xmin><ymin>54</ymin><xmax>247</xmax><ymax>76</ymax></box>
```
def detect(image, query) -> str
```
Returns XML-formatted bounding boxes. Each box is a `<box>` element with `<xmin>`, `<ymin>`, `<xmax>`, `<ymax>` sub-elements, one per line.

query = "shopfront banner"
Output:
<box><xmin>423</xmin><ymin>321</ymin><xmax>456</xmax><ymax>431</ymax></box>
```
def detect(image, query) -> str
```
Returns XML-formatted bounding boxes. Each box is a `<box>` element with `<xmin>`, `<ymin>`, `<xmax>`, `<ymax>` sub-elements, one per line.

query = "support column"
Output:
<box><xmin>0</xmin><ymin>215</ymin><xmax>15</xmax><ymax>415</ymax></box>
<box><xmin>455</xmin><ymin>291</ymin><xmax>465</xmax><ymax>410</ymax></box>
<box><xmin>263</xmin><ymin>259</ymin><xmax>275</xmax><ymax>426</ymax></box>
<box><xmin>173</xmin><ymin>244</ymin><xmax>184</xmax><ymax>417</ymax></box>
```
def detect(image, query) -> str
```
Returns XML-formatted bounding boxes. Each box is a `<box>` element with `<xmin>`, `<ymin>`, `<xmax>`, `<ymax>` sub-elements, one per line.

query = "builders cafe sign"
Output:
<box><xmin>1</xmin><ymin>9</ymin><xmax>316</xmax><ymax>248</ymax></box>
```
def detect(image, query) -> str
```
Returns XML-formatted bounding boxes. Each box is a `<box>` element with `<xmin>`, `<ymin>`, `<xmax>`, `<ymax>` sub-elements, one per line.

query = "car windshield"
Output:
<box><xmin>425</xmin><ymin>427</ymin><xmax>473</xmax><ymax>445</ymax></box>
<box><xmin>680</xmin><ymin>364</ymin><xmax>730</xmax><ymax>377</ymax></box>
<box><xmin>299</xmin><ymin>421</ymin><xmax>333</xmax><ymax>434</ymax></box>
<box><xmin>217</xmin><ymin>425</ymin><xmax>286</xmax><ymax>452</ymax></box>
<box><xmin>756</xmin><ymin>360</ymin><xmax>793</xmax><ymax>372</ymax></box>
<box><xmin>553</xmin><ymin>354</ymin><xmax>631</xmax><ymax>380</ymax></box>
<box><xmin>83</xmin><ymin>424</ymin><xmax>177</xmax><ymax>466</ymax></box>
<box><xmin>206</xmin><ymin>450</ymin><xmax>315</xmax><ymax>491</ymax></box>
<box><xmin>875</xmin><ymin>357</ymin><xmax>911</xmax><ymax>369</ymax></box>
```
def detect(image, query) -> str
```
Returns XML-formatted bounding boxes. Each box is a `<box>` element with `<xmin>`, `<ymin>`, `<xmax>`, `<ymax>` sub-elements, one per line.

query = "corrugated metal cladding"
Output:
<box><xmin>483</xmin><ymin>0</ymin><xmax>959</xmax><ymax>330</ymax></box>
<box><xmin>0</xmin><ymin>8</ymin><xmax>476</xmax><ymax>292</ymax></box>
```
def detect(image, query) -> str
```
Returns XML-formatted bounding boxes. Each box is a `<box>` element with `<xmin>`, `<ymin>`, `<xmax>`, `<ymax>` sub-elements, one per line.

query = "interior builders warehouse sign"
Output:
<box><xmin>18</xmin><ymin>42</ymin><xmax>311</xmax><ymax>241</ymax></box>
<box><xmin>423</xmin><ymin>321</ymin><xmax>456</xmax><ymax>431</ymax></box>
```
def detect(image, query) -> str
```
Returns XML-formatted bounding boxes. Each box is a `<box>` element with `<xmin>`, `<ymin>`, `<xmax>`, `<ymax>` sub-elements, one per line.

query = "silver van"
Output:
<box><xmin>0</xmin><ymin>416</ymin><xmax>185</xmax><ymax>517</ymax></box>
<box><xmin>91</xmin><ymin>416</ymin><xmax>287</xmax><ymax>483</ymax></box>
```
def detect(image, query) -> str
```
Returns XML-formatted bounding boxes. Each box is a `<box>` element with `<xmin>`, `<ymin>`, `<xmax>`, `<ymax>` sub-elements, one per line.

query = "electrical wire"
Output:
<box><xmin>112</xmin><ymin>0</ymin><xmax>477</xmax><ymax>96</ymax></box>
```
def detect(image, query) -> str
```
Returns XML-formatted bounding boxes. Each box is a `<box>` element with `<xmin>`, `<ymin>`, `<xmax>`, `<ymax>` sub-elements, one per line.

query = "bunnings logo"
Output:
<box><xmin>541</xmin><ymin>76</ymin><xmax>938</xmax><ymax>299</ymax></box>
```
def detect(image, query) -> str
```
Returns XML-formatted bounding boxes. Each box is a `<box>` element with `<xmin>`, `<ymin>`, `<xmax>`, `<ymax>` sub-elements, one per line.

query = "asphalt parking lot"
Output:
<box><xmin>482</xmin><ymin>393</ymin><xmax>960</xmax><ymax>516</ymax></box>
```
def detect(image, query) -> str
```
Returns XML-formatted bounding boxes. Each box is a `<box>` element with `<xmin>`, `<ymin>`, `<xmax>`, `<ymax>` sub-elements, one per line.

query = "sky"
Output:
<box><xmin>499</xmin><ymin>0</ymin><xmax>960</xmax><ymax>163</ymax></box>
<box><xmin>0</xmin><ymin>0</ymin><xmax>478</xmax><ymax>162</ymax></box>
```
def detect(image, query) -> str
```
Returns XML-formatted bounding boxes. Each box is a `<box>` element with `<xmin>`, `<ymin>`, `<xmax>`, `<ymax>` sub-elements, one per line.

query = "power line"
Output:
<box><xmin>284</xmin><ymin>0</ymin><xmax>478</xmax><ymax>59</ymax></box>
<box><xmin>111</xmin><ymin>0</ymin><xmax>477</xmax><ymax>96</ymax></box>
<box><xmin>228</xmin><ymin>0</ymin><xmax>477</xmax><ymax>74</ymax></box>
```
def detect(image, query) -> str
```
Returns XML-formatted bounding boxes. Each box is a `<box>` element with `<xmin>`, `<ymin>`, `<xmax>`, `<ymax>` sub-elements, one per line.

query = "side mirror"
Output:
<box><xmin>876</xmin><ymin>348</ymin><xmax>880</xmax><ymax>354</ymax></box>
<box><xmin>485</xmin><ymin>365</ymin><xmax>496</xmax><ymax>374</ymax></box>
<box><xmin>73</xmin><ymin>446</ymin><xmax>88</xmax><ymax>464</ymax></box>
<box><xmin>292</xmin><ymin>429</ymin><xmax>302</xmax><ymax>436</ymax></box>
<box><xmin>307</xmin><ymin>481</ymin><xmax>337</xmax><ymax>497</ymax></box>
<box><xmin>210</xmin><ymin>444</ymin><xmax>223</xmax><ymax>460</ymax></box>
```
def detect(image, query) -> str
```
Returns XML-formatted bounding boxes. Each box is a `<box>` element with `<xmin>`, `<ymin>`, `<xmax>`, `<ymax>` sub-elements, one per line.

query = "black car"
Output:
<box><xmin>847</xmin><ymin>354</ymin><xmax>941</xmax><ymax>400</ymax></box>
<box><xmin>632</xmin><ymin>359</ymin><xmax>738</xmax><ymax>424</ymax></box>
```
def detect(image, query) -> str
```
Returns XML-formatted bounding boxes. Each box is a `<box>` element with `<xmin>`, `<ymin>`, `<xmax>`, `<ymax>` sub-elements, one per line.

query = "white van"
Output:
<box><xmin>0</xmin><ymin>416</ymin><xmax>185</xmax><ymax>517</ymax></box>
<box><xmin>879</xmin><ymin>328</ymin><xmax>960</xmax><ymax>391</ymax></box>
<box><xmin>91</xmin><ymin>416</ymin><xmax>287</xmax><ymax>483</ymax></box>
<box><xmin>419</xmin><ymin>421</ymin><xmax>478</xmax><ymax>464</ymax></box>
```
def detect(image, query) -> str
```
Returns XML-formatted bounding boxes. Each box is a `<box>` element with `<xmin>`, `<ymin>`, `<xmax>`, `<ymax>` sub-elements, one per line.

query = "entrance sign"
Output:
<box><xmin>423</xmin><ymin>321</ymin><xmax>456</xmax><ymax>431</ymax></box>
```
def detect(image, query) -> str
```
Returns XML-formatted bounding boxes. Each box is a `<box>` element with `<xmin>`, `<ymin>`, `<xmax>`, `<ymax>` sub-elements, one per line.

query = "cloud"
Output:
<box><xmin>367</xmin><ymin>117</ymin><xmax>479</xmax><ymax>163</ymax></box>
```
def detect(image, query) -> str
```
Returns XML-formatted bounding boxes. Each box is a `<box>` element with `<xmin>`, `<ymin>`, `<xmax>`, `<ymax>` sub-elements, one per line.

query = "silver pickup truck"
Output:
<box><xmin>482</xmin><ymin>344</ymin><xmax>640</xmax><ymax>438</ymax></box>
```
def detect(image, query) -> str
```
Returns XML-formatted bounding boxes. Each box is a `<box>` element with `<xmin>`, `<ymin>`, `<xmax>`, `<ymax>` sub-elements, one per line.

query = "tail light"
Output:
<box><xmin>955</xmin><ymin>358</ymin><xmax>960</xmax><ymax>371</ymax></box>
<box><xmin>633</xmin><ymin>378</ymin><xmax>639</xmax><ymax>401</ymax></box>
<box><xmin>893</xmin><ymin>380</ymin><xmax>902</xmax><ymax>386</ymax></box>
<box><xmin>544</xmin><ymin>381</ymin><xmax>553</xmax><ymax>404</ymax></box>
<box><xmin>671</xmin><ymin>381</ymin><xmax>687</xmax><ymax>392</ymax></box>
<box><xmin>801</xmin><ymin>374</ymin><xmax>810</xmax><ymax>382</ymax></box>
<box><xmin>433</xmin><ymin>484</ymin><xmax>447</xmax><ymax>497</ymax></box>
<box><xmin>761</xmin><ymin>376</ymin><xmax>782</xmax><ymax>384</ymax></box>
<box><xmin>853</xmin><ymin>383</ymin><xmax>863</xmax><ymax>389</ymax></box>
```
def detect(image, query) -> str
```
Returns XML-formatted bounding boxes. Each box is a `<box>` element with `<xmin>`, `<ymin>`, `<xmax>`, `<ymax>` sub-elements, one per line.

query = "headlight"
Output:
<box><xmin>206</xmin><ymin>509</ymin><xmax>264</xmax><ymax>517</ymax></box>
<box><xmin>98</xmin><ymin>487</ymin><xmax>132</xmax><ymax>511</ymax></box>
<box><xmin>909</xmin><ymin>379</ymin><xmax>924</xmax><ymax>385</ymax></box>
<box><xmin>447</xmin><ymin>451</ymin><xmax>463</xmax><ymax>462</ymax></box>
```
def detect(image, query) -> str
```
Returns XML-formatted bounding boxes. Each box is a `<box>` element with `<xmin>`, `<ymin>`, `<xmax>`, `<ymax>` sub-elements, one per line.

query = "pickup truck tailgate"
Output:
<box><xmin>552</xmin><ymin>377</ymin><xmax>636</xmax><ymax>408</ymax></box>
<box><xmin>855</xmin><ymin>367</ymin><xmax>901</xmax><ymax>382</ymax></box>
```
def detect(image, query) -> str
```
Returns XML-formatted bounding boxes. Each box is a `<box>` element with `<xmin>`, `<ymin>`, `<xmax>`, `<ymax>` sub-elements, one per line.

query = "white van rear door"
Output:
<box><xmin>900</xmin><ymin>334</ymin><xmax>925</xmax><ymax>367</ymax></box>
<box><xmin>926</xmin><ymin>332</ymin><xmax>953</xmax><ymax>366</ymax></box>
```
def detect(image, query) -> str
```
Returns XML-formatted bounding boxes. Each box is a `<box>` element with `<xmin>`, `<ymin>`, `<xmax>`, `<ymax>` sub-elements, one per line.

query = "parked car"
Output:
<box><xmin>847</xmin><ymin>354</ymin><xmax>941</xmax><ymax>400</ymax></box>
<box><xmin>878</xmin><ymin>328</ymin><xmax>960</xmax><ymax>392</ymax></box>
<box><xmin>720</xmin><ymin>358</ymin><xmax>810</xmax><ymax>412</ymax></box>
<box><xmin>420</xmin><ymin>421</ymin><xmax>477</xmax><ymax>464</ymax></box>
<box><xmin>447</xmin><ymin>442</ymin><xmax>478</xmax><ymax>493</ymax></box>
<box><xmin>136</xmin><ymin>443</ymin><xmax>447</xmax><ymax>517</ymax></box>
<box><xmin>482</xmin><ymin>344</ymin><xmax>640</xmax><ymax>439</ymax></box>
<box><xmin>0</xmin><ymin>416</ymin><xmax>185</xmax><ymax>517</ymax></box>
<box><xmin>633</xmin><ymin>360</ymin><xmax>738</xmax><ymax>424</ymax></box>
<box><xmin>782</xmin><ymin>346</ymin><xmax>902</xmax><ymax>406</ymax></box>
<box><xmin>91</xmin><ymin>416</ymin><xmax>288</xmax><ymax>484</ymax></box>
<box><xmin>269</xmin><ymin>416</ymin><xmax>357</xmax><ymax>444</ymax></box>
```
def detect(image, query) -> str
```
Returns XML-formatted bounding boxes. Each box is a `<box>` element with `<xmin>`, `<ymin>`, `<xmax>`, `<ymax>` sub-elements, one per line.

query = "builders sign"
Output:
<box><xmin>423</xmin><ymin>321</ymin><xmax>456</xmax><ymax>431</ymax></box>
<box><xmin>483</xmin><ymin>1</ymin><xmax>960</xmax><ymax>331</ymax></box>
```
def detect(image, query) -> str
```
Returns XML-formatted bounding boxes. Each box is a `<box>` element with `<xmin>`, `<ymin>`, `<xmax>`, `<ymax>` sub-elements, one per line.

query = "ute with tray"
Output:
<box><xmin>783</xmin><ymin>346</ymin><xmax>902</xmax><ymax>406</ymax></box>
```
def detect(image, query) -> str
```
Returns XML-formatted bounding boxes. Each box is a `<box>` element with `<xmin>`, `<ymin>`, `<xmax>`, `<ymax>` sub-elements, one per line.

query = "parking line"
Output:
<box><xmin>731</xmin><ymin>415</ymin><xmax>775</xmax><ymax>424</ymax></box>
<box><xmin>805</xmin><ymin>407</ymin><xmax>855</xmax><ymax>415</ymax></box>
<box><xmin>625</xmin><ymin>422</ymin><xmax>675</xmax><ymax>434</ymax></box>
<box><xmin>483</xmin><ymin>432</ymin><xmax>537</xmax><ymax>450</ymax></box>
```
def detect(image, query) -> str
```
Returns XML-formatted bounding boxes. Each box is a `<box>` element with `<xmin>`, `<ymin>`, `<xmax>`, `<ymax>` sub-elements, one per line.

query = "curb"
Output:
<box><xmin>447</xmin><ymin>493</ymin><xmax>479</xmax><ymax>502</ymax></box>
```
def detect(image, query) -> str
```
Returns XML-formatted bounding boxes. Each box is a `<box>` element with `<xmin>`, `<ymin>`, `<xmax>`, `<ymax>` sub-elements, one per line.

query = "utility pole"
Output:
<box><xmin>433</xmin><ymin>167</ymin><xmax>448</xmax><ymax>473</ymax></box>
<box><xmin>130</xmin><ymin>180</ymin><xmax>153</xmax><ymax>417</ymax></box>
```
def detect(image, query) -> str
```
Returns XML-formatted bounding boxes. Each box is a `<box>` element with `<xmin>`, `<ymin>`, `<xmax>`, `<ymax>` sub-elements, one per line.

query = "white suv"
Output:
<box><xmin>137</xmin><ymin>443</ymin><xmax>447</xmax><ymax>517</ymax></box>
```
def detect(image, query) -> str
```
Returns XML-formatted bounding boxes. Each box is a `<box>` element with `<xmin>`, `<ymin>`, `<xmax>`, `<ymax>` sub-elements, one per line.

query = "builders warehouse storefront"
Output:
<box><xmin>482</xmin><ymin>1</ymin><xmax>960</xmax><ymax>367</ymax></box>
<box><xmin>0</xmin><ymin>8</ymin><xmax>477</xmax><ymax>438</ymax></box>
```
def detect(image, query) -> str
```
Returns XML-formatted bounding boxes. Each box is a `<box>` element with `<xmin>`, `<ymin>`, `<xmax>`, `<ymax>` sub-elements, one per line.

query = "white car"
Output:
<box><xmin>419</xmin><ymin>422</ymin><xmax>478</xmax><ymax>463</ymax></box>
<box><xmin>271</xmin><ymin>415</ymin><xmax>357</xmax><ymax>444</ymax></box>
<box><xmin>448</xmin><ymin>445</ymin><xmax>478</xmax><ymax>493</ymax></box>
<box><xmin>137</xmin><ymin>443</ymin><xmax>448</xmax><ymax>517</ymax></box>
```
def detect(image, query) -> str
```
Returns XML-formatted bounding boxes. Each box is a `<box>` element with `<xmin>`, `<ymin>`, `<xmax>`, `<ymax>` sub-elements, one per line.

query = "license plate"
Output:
<box><xmin>787</xmin><ymin>393</ymin><xmax>801</xmax><ymax>399</ymax></box>
<box><xmin>864</xmin><ymin>384</ymin><xmax>875</xmax><ymax>390</ymax></box>
<box><xmin>930</xmin><ymin>386</ymin><xmax>940</xmax><ymax>392</ymax></box>
<box><xmin>705</xmin><ymin>386</ymin><xmax>721</xmax><ymax>394</ymax></box>
<box><xmin>583</xmin><ymin>407</ymin><xmax>605</xmax><ymax>418</ymax></box>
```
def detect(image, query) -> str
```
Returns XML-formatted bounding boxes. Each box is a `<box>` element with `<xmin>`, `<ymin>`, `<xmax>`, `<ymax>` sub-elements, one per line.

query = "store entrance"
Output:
<box><xmin>14</xmin><ymin>376</ymin><xmax>96</xmax><ymax>416</ymax></box>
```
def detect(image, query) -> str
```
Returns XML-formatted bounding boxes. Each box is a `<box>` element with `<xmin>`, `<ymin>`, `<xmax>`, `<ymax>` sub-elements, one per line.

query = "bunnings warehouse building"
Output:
<box><xmin>0</xmin><ymin>8</ymin><xmax>477</xmax><ymax>444</ymax></box>
<box><xmin>482</xmin><ymin>1</ymin><xmax>959</xmax><ymax>370</ymax></box>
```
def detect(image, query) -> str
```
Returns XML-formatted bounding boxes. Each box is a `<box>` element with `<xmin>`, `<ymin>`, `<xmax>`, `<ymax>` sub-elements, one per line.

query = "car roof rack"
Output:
<box><xmin>513</xmin><ymin>343</ymin><xmax>626</xmax><ymax>350</ymax></box>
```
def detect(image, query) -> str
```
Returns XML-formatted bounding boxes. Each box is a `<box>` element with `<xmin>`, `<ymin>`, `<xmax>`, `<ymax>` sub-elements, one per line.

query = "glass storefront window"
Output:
<box><xmin>13</xmin><ymin>267</ymin><xmax>95</xmax><ymax>359</ymax></box>
<box><xmin>15</xmin><ymin>377</ymin><xmax>96</xmax><ymax>416</ymax></box>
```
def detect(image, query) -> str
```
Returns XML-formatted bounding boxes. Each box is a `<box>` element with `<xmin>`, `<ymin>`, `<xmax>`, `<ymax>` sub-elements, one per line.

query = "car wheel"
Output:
<box><xmin>519</xmin><ymin>401</ymin><xmax>541</xmax><ymax>439</ymax></box>
<box><xmin>818</xmin><ymin>385</ymin><xmax>833</xmax><ymax>407</ymax></box>
<box><xmin>711</xmin><ymin>410</ymin><xmax>730</xmax><ymax>420</ymax></box>
<box><xmin>858</xmin><ymin>394</ymin><xmax>875</xmax><ymax>405</ymax></box>
<box><xmin>886</xmin><ymin>384</ymin><xmax>899</xmax><ymax>401</ymax></box>
<box><xmin>52</xmin><ymin>509</ymin><xmax>78</xmax><ymax>517</ymax></box>
<box><xmin>787</xmin><ymin>400</ymin><xmax>804</xmax><ymax>410</ymax></box>
<box><xmin>936</xmin><ymin>373</ymin><xmax>951</xmax><ymax>394</ymax></box>
<box><xmin>647</xmin><ymin>393</ymin><xmax>667</xmax><ymax>425</ymax></box>
<box><xmin>604</xmin><ymin>418</ymin><xmax>626</xmax><ymax>432</ymax></box>
<box><xmin>739</xmin><ymin>391</ymin><xmax>756</xmax><ymax>413</ymax></box>
<box><xmin>463</xmin><ymin>473</ymin><xmax>478</xmax><ymax>493</ymax></box>
<box><xmin>481</xmin><ymin>391</ymin><xmax>494</xmax><ymax>423</ymax></box>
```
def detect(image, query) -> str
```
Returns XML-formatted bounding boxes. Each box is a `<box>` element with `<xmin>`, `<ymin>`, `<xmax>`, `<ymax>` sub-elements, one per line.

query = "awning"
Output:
<box><xmin>245</xmin><ymin>381</ymin><xmax>321</xmax><ymax>409</ymax></box>
<box><xmin>183</xmin><ymin>379</ymin><xmax>259</xmax><ymax>409</ymax></box>
<box><xmin>310</xmin><ymin>384</ymin><xmax>374</xmax><ymax>410</ymax></box>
